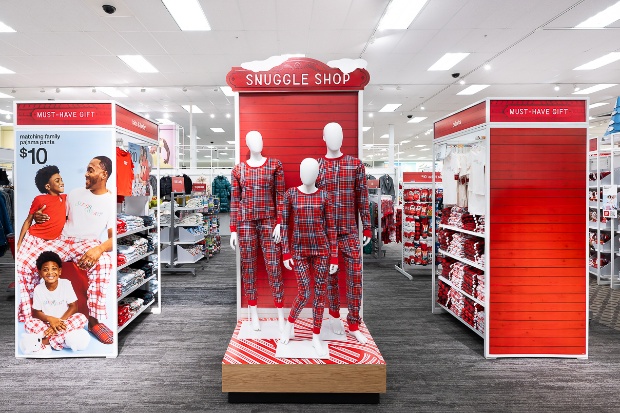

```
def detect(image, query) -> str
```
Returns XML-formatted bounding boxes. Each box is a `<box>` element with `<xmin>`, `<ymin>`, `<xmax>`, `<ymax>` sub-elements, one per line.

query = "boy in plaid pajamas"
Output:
<box><xmin>230</xmin><ymin>131</ymin><xmax>286</xmax><ymax>331</ymax></box>
<box><xmin>280</xmin><ymin>158</ymin><xmax>338</xmax><ymax>356</ymax></box>
<box><xmin>316</xmin><ymin>122</ymin><xmax>372</xmax><ymax>344</ymax></box>
<box><xmin>23</xmin><ymin>251</ymin><xmax>88</xmax><ymax>352</ymax></box>
<box><xmin>20</xmin><ymin>156</ymin><xmax>115</xmax><ymax>344</ymax></box>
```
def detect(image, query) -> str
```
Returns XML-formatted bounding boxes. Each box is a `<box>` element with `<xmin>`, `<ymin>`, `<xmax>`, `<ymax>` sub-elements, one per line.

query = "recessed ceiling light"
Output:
<box><xmin>400</xmin><ymin>139</ymin><xmax>411</xmax><ymax>144</ymax></box>
<box><xmin>226</xmin><ymin>113</ymin><xmax>231</xmax><ymax>118</ymax></box>
<box><xmin>98</xmin><ymin>87</ymin><xmax>127</xmax><ymax>98</ymax></box>
<box><xmin>226</xmin><ymin>140</ymin><xmax>235</xmax><ymax>144</ymax></box>
<box><xmin>210</xmin><ymin>114</ymin><xmax>215</xmax><ymax>118</ymax></box>
<box><xmin>379</xmin><ymin>104</ymin><xmax>402</xmax><ymax>112</ymax></box>
<box><xmin>368</xmin><ymin>113</ymin><xmax>374</xmax><ymax>118</ymax></box>
<box><xmin>428</xmin><ymin>53</ymin><xmax>470</xmax><ymax>71</ymax></box>
<box><xmin>419</xmin><ymin>148</ymin><xmax>430</xmax><ymax>151</ymax></box>
<box><xmin>574</xmin><ymin>52</ymin><xmax>620</xmax><ymax>70</ymax></box>
<box><xmin>363</xmin><ymin>126</ymin><xmax>371</xmax><ymax>132</ymax></box>
<box><xmin>0</xmin><ymin>21</ymin><xmax>16</xmax><ymax>32</ymax></box>
<box><xmin>575</xmin><ymin>1</ymin><xmax>620</xmax><ymax>28</ymax></box>
<box><xmin>118</xmin><ymin>55</ymin><xmax>158</xmax><ymax>73</ymax></box>
<box><xmin>380</xmin><ymin>134</ymin><xmax>389</xmax><ymax>139</ymax></box>
<box><xmin>420</xmin><ymin>106</ymin><xmax>425</xmax><ymax>110</ymax></box>
<box><xmin>204</xmin><ymin>155</ymin><xmax>211</xmax><ymax>158</ymax></box>
<box><xmin>377</xmin><ymin>0</ymin><xmax>428</xmax><ymax>30</ymax></box>
<box><xmin>219</xmin><ymin>152</ymin><xmax>228</xmax><ymax>155</ymax></box>
<box><xmin>459</xmin><ymin>79</ymin><xmax>466</xmax><ymax>85</ymax></box>
<box><xmin>163</xmin><ymin>113</ymin><xmax>170</xmax><ymax>119</ymax></box>
<box><xmin>181</xmin><ymin>104</ymin><xmax>203</xmax><ymax>113</ymax></box>
<box><xmin>5</xmin><ymin>114</ymin><xmax>10</xmax><ymax>120</ymax></box>
<box><xmin>220</xmin><ymin>86</ymin><xmax>235</xmax><ymax>96</ymax></box>
<box><xmin>573</xmin><ymin>84</ymin><xmax>617</xmax><ymax>94</ymax></box>
<box><xmin>162</xmin><ymin>0</ymin><xmax>211</xmax><ymax>31</ymax></box>
<box><xmin>407</xmin><ymin>116</ymin><xmax>427</xmax><ymax>123</ymax></box>
<box><xmin>0</xmin><ymin>65</ymin><xmax>15</xmax><ymax>74</ymax></box>
<box><xmin>457</xmin><ymin>84</ymin><xmax>490</xmax><ymax>95</ymax></box>
<box><xmin>589</xmin><ymin>102</ymin><xmax>610</xmax><ymax>109</ymax></box>
<box><xmin>211</xmin><ymin>128</ymin><xmax>224</xmax><ymax>132</ymax></box>
<box><xmin>363</xmin><ymin>144</ymin><xmax>374</xmax><ymax>147</ymax></box>
<box><xmin>554</xmin><ymin>85</ymin><xmax>560</xmax><ymax>91</ymax></box>
<box><xmin>144</xmin><ymin>114</ymin><xmax>150</xmax><ymax>119</ymax></box>
<box><xmin>415</xmin><ymin>144</ymin><xmax>426</xmax><ymax>147</ymax></box>
<box><xmin>484</xmin><ymin>64</ymin><xmax>491</xmax><ymax>70</ymax></box>
<box><xmin>574</xmin><ymin>85</ymin><xmax>580</xmax><ymax>92</ymax></box>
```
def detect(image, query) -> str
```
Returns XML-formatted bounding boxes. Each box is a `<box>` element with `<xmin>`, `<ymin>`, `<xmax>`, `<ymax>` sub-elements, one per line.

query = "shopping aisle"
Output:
<box><xmin>1</xmin><ymin>237</ymin><xmax>620</xmax><ymax>412</ymax></box>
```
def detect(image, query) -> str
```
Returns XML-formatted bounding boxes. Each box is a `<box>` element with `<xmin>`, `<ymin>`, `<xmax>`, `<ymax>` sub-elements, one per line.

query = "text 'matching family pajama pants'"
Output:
<box><xmin>17</xmin><ymin>231</ymin><xmax>113</xmax><ymax>323</ymax></box>
<box><xmin>24</xmin><ymin>313</ymin><xmax>88</xmax><ymax>350</ymax></box>
<box><xmin>282</xmin><ymin>188</ymin><xmax>338</xmax><ymax>334</ymax></box>
<box><xmin>317</xmin><ymin>154</ymin><xmax>372</xmax><ymax>332</ymax></box>
<box><xmin>230</xmin><ymin>158</ymin><xmax>286</xmax><ymax>307</ymax></box>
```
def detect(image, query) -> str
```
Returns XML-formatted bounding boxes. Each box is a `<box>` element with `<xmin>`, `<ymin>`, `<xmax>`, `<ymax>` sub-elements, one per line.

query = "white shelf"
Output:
<box><xmin>436</xmin><ymin>302</ymin><xmax>484</xmax><ymax>338</ymax></box>
<box><xmin>117</xmin><ymin>251</ymin><xmax>154</xmax><ymax>270</ymax></box>
<box><xmin>174</xmin><ymin>206</ymin><xmax>202</xmax><ymax>211</ymax></box>
<box><xmin>438</xmin><ymin>249</ymin><xmax>485</xmax><ymax>271</ymax></box>
<box><xmin>118</xmin><ymin>299</ymin><xmax>155</xmax><ymax>333</ymax></box>
<box><xmin>438</xmin><ymin>224</ymin><xmax>485</xmax><ymax>238</ymax></box>
<box><xmin>159</xmin><ymin>223</ymin><xmax>202</xmax><ymax>227</ymax></box>
<box><xmin>589</xmin><ymin>202</ymin><xmax>601</xmax><ymax>208</ymax></box>
<box><xmin>117</xmin><ymin>273</ymin><xmax>158</xmax><ymax>301</ymax></box>
<box><xmin>174</xmin><ymin>252</ymin><xmax>203</xmax><ymax>264</ymax></box>
<box><xmin>117</xmin><ymin>225</ymin><xmax>154</xmax><ymax>239</ymax></box>
<box><xmin>438</xmin><ymin>275</ymin><xmax>485</xmax><ymax>306</ymax></box>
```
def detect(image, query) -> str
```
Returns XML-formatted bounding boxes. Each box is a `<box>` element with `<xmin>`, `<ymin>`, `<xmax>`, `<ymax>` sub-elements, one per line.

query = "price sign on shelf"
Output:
<box><xmin>19</xmin><ymin>147</ymin><xmax>48</xmax><ymax>164</ymax></box>
<box><xmin>172</xmin><ymin>177</ymin><xmax>185</xmax><ymax>193</ymax></box>
<box><xmin>602</xmin><ymin>185</ymin><xmax>618</xmax><ymax>218</ymax></box>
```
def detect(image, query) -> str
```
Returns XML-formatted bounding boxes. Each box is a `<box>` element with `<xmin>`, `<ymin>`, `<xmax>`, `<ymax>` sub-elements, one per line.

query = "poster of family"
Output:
<box><xmin>15</xmin><ymin>128</ymin><xmax>117</xmax><ymax>358</ymax></box>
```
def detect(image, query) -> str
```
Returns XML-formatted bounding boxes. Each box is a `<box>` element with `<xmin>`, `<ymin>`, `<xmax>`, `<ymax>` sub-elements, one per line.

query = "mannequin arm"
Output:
<box><xmin>329</xmin><ymin>264</ymin><xmax>338</xmax><ymax>275</ymax></box>
<box><xmin>283</xmin><ymin>258</ymin><xmax>294</xmax><ymax>270</ymax></box>
<box><xmin>230</xmin><ymin>232</ymin><xmax>237</xmax><ymax>250</ymax></box>
<box><xmin>272</xmin><ymin>223</ymin><xmax>281</xmax><ymax>244</ymax></box>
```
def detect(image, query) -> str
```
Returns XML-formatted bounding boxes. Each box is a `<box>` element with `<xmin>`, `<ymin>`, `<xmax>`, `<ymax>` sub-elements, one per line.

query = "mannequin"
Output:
<box><xmin>230</xmin><ymin>130</ymin><xmax>286</xmax><ymax>331</ymax></box>
<box><xmin>279</xmin><ymin>158</ymin><xmax>338</xmax><ymax>356</ymax></box>
<box><xmin>316</xmin><ymin>122</ymin><xmax>371</xmax><ymax>344</ymax></box>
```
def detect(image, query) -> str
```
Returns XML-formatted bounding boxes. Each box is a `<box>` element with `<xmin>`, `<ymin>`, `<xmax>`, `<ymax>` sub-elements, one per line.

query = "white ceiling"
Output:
<box><xmin>0</xmin><ymin>0</ymin><xmax>618</xmax><ymax>166</ymax></box>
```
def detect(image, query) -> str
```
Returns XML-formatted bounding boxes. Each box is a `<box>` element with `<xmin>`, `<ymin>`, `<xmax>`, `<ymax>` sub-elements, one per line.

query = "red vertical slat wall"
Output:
<box><xmin>238</xmin><ymin>92</ymin><xmax>359</xmax><ymax>308</ymax></box>
<box><xmin>488</xmin><ymin>128</ymin><xmax>587</xmax><ymax>355</ymax></box>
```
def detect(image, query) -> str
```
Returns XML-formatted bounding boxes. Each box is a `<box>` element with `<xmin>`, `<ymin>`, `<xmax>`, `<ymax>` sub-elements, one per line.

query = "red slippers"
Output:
<box><xmin>90</xmin><ymin>323</ymin><xmax>114</xmax><ymax>344</ymax></box>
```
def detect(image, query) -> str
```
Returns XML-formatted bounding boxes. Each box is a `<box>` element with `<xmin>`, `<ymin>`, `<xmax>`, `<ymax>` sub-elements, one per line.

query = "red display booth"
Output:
<box><xmin>432</xmin><ymin>98</ymin><xmax>589</xmax><ymax>358</ymax></box>
<box><xmin>221</xmin><ymin>57</ymin><xmax>386</xmax><ymax>401</ymax></box>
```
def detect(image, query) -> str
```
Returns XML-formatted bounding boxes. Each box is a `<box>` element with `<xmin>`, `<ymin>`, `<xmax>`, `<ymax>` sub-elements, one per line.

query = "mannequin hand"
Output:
<box><xmin>283</xmin><ymin>258</ymin><xmax>294</xmax><ymax>270</ymax></box>
<box><xmin>329</xmin><ymin>264</ymin><xmax>338</xmax><ymax>275</ymax></box>
<box><xmin>363</xmin><ymin>236</ymin><xmax>371</xmax><ymax>246</ymax></box>
<box><xmin>230</xmin><ymin>232</ymin><xmax>237</xmax><ymax>250</ymax></box>
<box><xmin>272</xmin><ymin>224</ymin><xmax>281</xmax><ymax>244</ymax></box>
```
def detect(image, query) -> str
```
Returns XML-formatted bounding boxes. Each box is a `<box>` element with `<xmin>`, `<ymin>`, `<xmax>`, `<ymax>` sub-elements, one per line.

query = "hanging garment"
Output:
<box><xmin>379</xmin><ymin>174</ymin><xmax>395</xmax><ymax>199</ymax></box>
<box><xmin>212</xmin><ymin>175</ymin><xmax>232</xmax><ymax>212</ymax></box>
<box><xmin>116</xmin><ymin>147</ymin><xmax>134</xmax><ymax>196</ymax></box>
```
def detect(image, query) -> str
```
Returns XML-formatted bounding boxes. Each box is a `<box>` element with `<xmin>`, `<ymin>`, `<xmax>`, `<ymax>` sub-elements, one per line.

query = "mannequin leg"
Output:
<box><xmin>326</xmin><ymin>235</ymin><xmax>341</xmax><ymax>322</ymax></box>
<box><xmin>279</xmin><ymin>320</ymin><xmax>294</xmax><ymax>344</ymax></box>
<box><xmin>238</xmin><ymin>221</ymin><xmax>260</xmax><ymax>330</ymax></box>
<box><xmin>312</xmin><ymin>333</ymin><xmax>327</xmax><ymax>356</ymax></box>
<box><xmin>257</xmin><ymin>217</ymin><xmax>284</xmax><ymax>309</ymax></box>
<box><xmin>277</xmin><ymin>307</ymin><xmax>285</xmax><ymax>332</ymax></box>
<box><xmin>341</xmin><ymin>234</ymin><xmax>367</xmax><ymax>344</ymax></box>
<box><xmin>311</xmin><ymin>255</ymin><xmax>329</xmax><ymax>355</ymax></box>
<box><xmin>248</xmin><ymin>305</ymin><xmax>260</xmax><ymax>331</ymax></box>
<box><xmin>285</xmin><ymin>256</ymin><xmax>311</xmax><ymax>336</ymax></box>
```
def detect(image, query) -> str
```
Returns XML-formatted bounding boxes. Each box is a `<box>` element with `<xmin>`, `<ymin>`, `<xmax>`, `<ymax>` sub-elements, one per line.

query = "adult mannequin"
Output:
<box><xmin>230</xmin><ymin>130</ymin><xmax>286</xmax><ymax>331</ymax></box>
<box><xmin>317</xmin><ymin>122</ymin><xmax>371</xmax><ymax>344</ymax></box>
<box><xmin>280</xmin><ymin>158</ymin><xmax>338</xmax><ymax>356</ymax></box>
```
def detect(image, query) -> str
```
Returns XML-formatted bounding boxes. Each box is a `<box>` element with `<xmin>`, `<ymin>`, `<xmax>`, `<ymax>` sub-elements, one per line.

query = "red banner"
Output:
<box><xmin>403</xmin><ymin>172</ymin><xmax>442</xmax><ymax>182</ymax></box>
<box><xmin>434</xmin><ymin>102</ymin><xmax>487</xmax><ymax>139</ymax></box>
<box><xmin>489</xmin><ymin>99</ymin><xmax>587</xmax><ymax>123</ymax></box>
<box><xmin>172</xmin><ymin>177</ymin><xmax>185</xmax><ymax>193</ymax></box>
<box><xmin>115</xmin><ymin>105</ymin><xmax>158</xmax><ymax>141</ymax></box>
<box><xmin>16</xmin><ymin>103</ymin><xmax>113</xmax><ymax>126</ymax></box>
<box><xmin>192</xmin><ymin>183</ymin><xmax>207</xmax><ymax>193</ymax></box>
<box><xmin>589</xmin><ymin>137</ymin><xmax>597</xmax><ymax>152</ymax></box>
<box><xmin>226</xmin><ymin>57</ymin><xmax>370</xmax><ymax>92</ymax></box>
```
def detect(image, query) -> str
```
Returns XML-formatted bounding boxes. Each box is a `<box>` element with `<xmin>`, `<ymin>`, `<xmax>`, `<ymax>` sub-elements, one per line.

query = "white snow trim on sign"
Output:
<box><xmin>327</xmin><ymin>58</ymin><xmax>367</xmax><ymax>75</ymax></box>
<box><xmin>241</xmin><ymin>56</ymin><xmax>289</xmax><ymax>73</ymax></box>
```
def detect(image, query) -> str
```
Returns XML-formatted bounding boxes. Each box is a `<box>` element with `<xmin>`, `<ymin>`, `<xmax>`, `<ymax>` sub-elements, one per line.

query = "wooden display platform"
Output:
<box><xmin>222</xmin><ymin>318</ymin><xmax>386</xmax><ymax>398</ymax></box>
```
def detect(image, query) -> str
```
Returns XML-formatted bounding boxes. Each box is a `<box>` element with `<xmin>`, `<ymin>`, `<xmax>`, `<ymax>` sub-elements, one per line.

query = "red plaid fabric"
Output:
<box><xmin>16</xmin><ymin>232</ymin><xmax>113</xmax><ymax>322</ymax></box>
<box><xmin>230</xmin><ymin>158</ymin><xmax>285</xmax><ymax>232</ymax></box>
<box><xmin>326</xmin><ymin>234</ymin><xmax>363</xmax><ymax>331</ymax></box>
<box><xmin>238</xmin><ymin>217</ymin><xmax>284</xmax><ymax>307</ymax></box>
<box><xmin>316</xmin><ymin>155</ymin><xmax>371</xmax><ymax>237</ymax></box>
<box><xmin>281</xmin><ymin>188</ymin><xmax>338</xmax><ymax>265</ymax></box>
<box><xmin>24</xmin><ymin>313</ymin><xmax>88</xmax><ymax>350</ymax></box>
<box><xmin>287</xmin><ymin>255</ymin><xmax>329</xmax><ymax>334</ymax></box>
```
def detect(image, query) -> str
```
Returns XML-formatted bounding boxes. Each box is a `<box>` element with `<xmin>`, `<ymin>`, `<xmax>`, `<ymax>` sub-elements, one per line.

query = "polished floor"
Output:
<box><xmin>1</xmin><ymin>238</ymin><xmax>619</xmax><ymax>412</ymax></box>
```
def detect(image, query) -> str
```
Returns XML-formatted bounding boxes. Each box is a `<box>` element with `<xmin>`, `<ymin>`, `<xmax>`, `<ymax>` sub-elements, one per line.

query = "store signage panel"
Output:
<box><xmin>434</xmin><ymin>102</ymin><xmax>487</xmax><ymax>139</ymax></box>
<box><xmin>172</xmin><ymin>177</ymin><xmax>185</xmax><ymax>193</ymax></box>
<box><xmin>226</xmin><ymin>57</ymin><xmax>370</xmax><ymax>92</ymax></box>
<box><xmin>403</xmin><ymin>172</ymin><xmax>442</xmax><ymax>182</ymax></box>
<box><xmin>489</xmin><ymin>99</ymin><xmax>587</xmax><ymax>123</ymax></box>
<box><xmin>115</xmin><ymin>105</ymin><xmax>158</xmax><ymax>142</ymax></box>
<box><xmin>192</xmin><ymin>183</ymin><xmax>207</xmax><ymax>193</ymax></box>
<box><xmin>16</xmin><ymin>103</ymin><xmax>113</xmax><ymax>126</ymax></box>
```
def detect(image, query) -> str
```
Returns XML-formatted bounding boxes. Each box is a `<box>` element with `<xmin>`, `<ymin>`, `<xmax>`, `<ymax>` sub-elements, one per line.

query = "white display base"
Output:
<box><xmin>238</xmin><ymin>320</ymin><xmax>293</xmax><ymax>340</ymax></box>
<box><xmin>275</xmin><ymin>340</ymin><xmax>330</xmax><ymax>360</ymax></box>
<box><xmin>319</xmin><ymin>319</ymin><xmax>348</xmax><ymax>342</ymax></box>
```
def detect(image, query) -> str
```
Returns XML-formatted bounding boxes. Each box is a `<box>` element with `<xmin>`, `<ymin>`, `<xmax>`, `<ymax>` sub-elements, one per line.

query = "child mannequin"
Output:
<box><xmin>230</xmin><ymin>130</ymin><xmax>286</xmax><ymax>331</ymax></box>
<box><xmin>279</xmin><ymin>158</ymin><xmax>338</xmax><ymax>356</ymax></box>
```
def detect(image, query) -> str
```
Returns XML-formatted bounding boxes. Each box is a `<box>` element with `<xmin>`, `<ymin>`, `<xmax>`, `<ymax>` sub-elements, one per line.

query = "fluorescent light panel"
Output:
<box><xmin>589</xmin><ymin>102</ymin><xmax>610</xmax><ymax>109</ymax></box>
<box><xmin>457</xmin><ymin>84</ymin><xmax>490</xmax><ymax>95</ymax></box>
<box><xmin>211</xmin><ymin>128</ymin><xmax>225</xmax><ymax>132</ymax></box>
<box><xmin>428</xmin><ymin>53</ymin><xmax>470</xmax><ymax>71</ymax></box>
<box><xmin>363</xmin><ymin>127</ymin><xmax>371</xmax><ymax>132</ymax></box>
<box><xmin>380</xmin><ymin>134</ymin><xmax>389</xmax><ymax>139</ymax></box>
<box><xmin>379</xmin><ymin>103</ymin><xmax>402</xmax><ymax>112</ymax></box>
<box><xmin>162</xmin><ymin>0</ymin><xmax>211</xmax><ymax>31</ymax></box>
<box><xmin>0</xmin><ymin>65</ymin><xmax>14</xmax><ymax>74</ymax></box>
<box><xmin>220</xmin><ymin>86</ymin><xmax>235</xmax><ymax>96</ymax></box>
<box><xmin>419</xmin><ymin>148</ymin><xmax>430</xmax><ymax>151</ymax></box>
<box><xmin>407</xmin><ymin>116</ymin><xmax>427</xmax><ymax>123</ymax></box>
<box><xmin>0</xmin><ymin>21</ymin><xmax>15</xmax><ymax>32</ymax></box>
<box><xmin>226</xmin><ymin>140</ymin><xmax>236</xmax><ymax>144</ymax></box>
<box><xmin>377</xmin><ymin>0</ymin><xmax>428</xmax><ymax>30</ymax></box>
<box><xmin>98</xmin><ymin>87</ymin><xmax>127</xmax><ymax>98</ymax></box>
<box><xmin>0</xmin><ymin>109</ymin><xmax>11</xmax><ymax>115</ymax></box>
<box><xmin>181</xmin><ymin>104</ymin><xmax>203</xmax><ymax>113</ymax></box>
<box><xmin>573</xmin><ymin>84</ymin><xmax>617</xmax><ymax>94</ymax></box>
<box><xmin>575</xmin><ymin>1</ymin><xmax>620</xmax><ymax>28</ymax></box>
<box><xmin>574</xmin><ymin>52</ymin><xmax>620</xmax><ymax>70</ymax></box>
<box><xmin>118</xmin><ymin>55</ymin><xmax>158</xmax><ymax>73</ymax></box>
<box><xmin>0</xmin><ymin>92</ymin><xmax>14</xmax><ymax>98</ymax></box>
<box><xmin>415</xmin><ymin>144</ymin><xmax>426</xmax><ymax>147</ymax></box>
<box><xmin>400</xmin><ymin>140</ymin><xmax>411</xmax><ymax>144</ymax></box>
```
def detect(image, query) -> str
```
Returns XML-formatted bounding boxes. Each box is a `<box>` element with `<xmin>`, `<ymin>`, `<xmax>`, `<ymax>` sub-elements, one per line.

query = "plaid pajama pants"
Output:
<box><xmin>327</xmin><ymin>233</ymin><xmax>363</xmax><ymax>331</ymax></box>
<box><xmin>288</xmin><ymin>254</ymin><xmax>329</xmax><ymax>334</ymax></box>
<box><xmin>238</xmin><ymin>217</ymin><xmax>284</xmax><ymax>307</ymax></box>
<box><xmin>24</xmin><ymin>313</ymin><xmax>88</xmax><ymax>350</ymax></box>
<box><xmin>16</xmin><ymin>232</ymin><xmax>113</xmax><ymax>322</ymax></box>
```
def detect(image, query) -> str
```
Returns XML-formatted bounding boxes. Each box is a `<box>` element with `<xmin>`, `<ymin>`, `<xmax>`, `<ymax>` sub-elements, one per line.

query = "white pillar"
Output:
<box><xmin>388</xmin><ymin>124</ymin><xmax>395</xmax><ymax>169</ymax></box>
<box><xmin>190</xmin><ymin>110</ymin><xmax>197</xmax><ymax>169</ymax></box>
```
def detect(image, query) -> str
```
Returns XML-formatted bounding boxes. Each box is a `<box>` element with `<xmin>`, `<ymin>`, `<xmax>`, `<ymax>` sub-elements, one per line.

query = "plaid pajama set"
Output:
<box><xmin>230</xmin><ymin>158</ymin><xmax>285</xmax><ymax>307</ymax></box>
<box><xmin>25</xmin><ymin>313</ymin><xmax>88</xmax><ymax>350</ymax></box>
<box><xmin>281</xmin><ymin>188</ymin><xmax>338</xmax><ymax>334</ymax></box>
<box><xmin>317</xmin><ymin>154</ymin><xmax>372</xmax><ymax>332</ymax></box>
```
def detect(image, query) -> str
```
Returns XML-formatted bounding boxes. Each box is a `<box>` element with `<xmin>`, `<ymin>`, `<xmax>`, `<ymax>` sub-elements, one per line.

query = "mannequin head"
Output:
<box><xmin>323</xmin><ymin>122</ymin><xmax>343</xmax><ymax>152</ymax></box>
<box><xmin>299</xmin><ymin>158</ymin><xmax>319</xmax><ymax>186</ymax></box>
<box><xmin>245</xmin><ymin>130</ymin><xmax>263</xmax><ymax>153</ymax></box>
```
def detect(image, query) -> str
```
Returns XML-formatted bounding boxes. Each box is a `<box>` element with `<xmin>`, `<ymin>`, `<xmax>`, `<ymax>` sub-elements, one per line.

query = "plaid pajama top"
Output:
<box><xmin>317</xmin><ymin>154</ymin><xmax>372</xmax><ymax>237</ymax></box>
<box><xmin>281</xmin><ymin>188</ymin><xmax>338</xmax><ymax>265</ymax></box>
<box><xmin>230</xmin><ymin>158</ymin><xmax>285</xmax><ymax>232</ymax></box>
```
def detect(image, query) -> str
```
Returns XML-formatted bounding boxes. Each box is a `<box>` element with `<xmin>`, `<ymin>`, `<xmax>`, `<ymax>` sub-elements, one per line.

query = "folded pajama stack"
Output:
<box><xmin>139</xmin><ymin>215</ymin><xmax>155</xmax><ymax>227</ymax></box>
<box><xmin>117</xmin><ymin>253</ymin><xmax>127</xmax><ymax>266</ymax></box>
<box><xmin>463</xmin><ymin>239</ymin><xmax>485</xmax><ymax>265</ymax></box>
<box><xmin>119</xmin><ymin>234</ymin><xmax>149</xmax><ymax>256</ymax></box>
<box><xmin>475</xmin><ymin>276</ymin><xmax>485</xmax><ymax>302</ymax></box>
<box><xmin>117</xmin><ymin>219</ymin><xmax>127</xmax><ymax>235</ymax></box>
<box><xmin>437</xmin><ymin>281</ymin><xmax>450</xmax><ymax>307</ymax></box>
<box><xmin>474</xmin><ymin>215</ymin><xmax>485</xmax><ymax>233</ymax></box>
<box><xmin>179</xmin><ymin>213</ymin><xmax>203</xmax><ymax>226</ymax></box>
<box><xmin>117</xmin><ymin>213</ymin><xmax>144</xmax><ymax>231</ymax></box>
<box><xmin>131</xmin><ymin>289</ymin><xmax>154</xmax><ymax>304</ymax></box>
<box><xmin>462</xmin><ymin>298</ymin><xmax>476</xmax><ymax>327</ymax></box>
<box><xmin>474</xmin><ymin>309</ymin><xmax>485</xmax><ymax>333</ymax></box>
<box><xmin>448</xmin><ymin>261</ymin><xmax>465</xmax><ymax>289</ymax></box>
<box><xmin>448</xmin><ymin>289</ymin><xmax>464</xmax><ymax>317</ymax></box>
<box><xmin>118</xmin><ymin>304</ymin><xmax>133</xmax><ymax>326</ymax></box>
